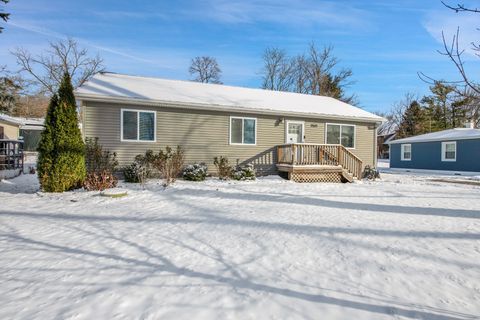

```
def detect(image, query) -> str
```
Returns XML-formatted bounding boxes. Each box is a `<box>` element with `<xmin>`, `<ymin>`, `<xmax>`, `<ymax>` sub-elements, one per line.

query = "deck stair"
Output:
<box><xmin>276</xmin><ymin>144</ymin><xmax>362</xmax><ymax>183</ymax></box>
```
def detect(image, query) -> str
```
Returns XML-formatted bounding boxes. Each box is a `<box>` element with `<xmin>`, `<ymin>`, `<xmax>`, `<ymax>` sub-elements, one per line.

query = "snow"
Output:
<box><xmin>389</xmin><ymin>128</ymin><xmax>480</xmax><ymax>144</ymax></box>
<box><xmin>1</xmin><ymin>173</ymin><xmax>479</xmax><ymax>319</ymax></box>
<box><xmin>0</xmin><ymin>113</ymin><xmax>44</xmax><ymax>128</ymax></box>
<box><xmin>75</xmin><ymin>73</ymin><xmax>383</xmax><ymax>122</ymax></box>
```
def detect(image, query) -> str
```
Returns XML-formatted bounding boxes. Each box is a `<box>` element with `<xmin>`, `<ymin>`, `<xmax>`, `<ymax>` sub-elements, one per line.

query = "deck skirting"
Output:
<box><xmin>276</xmin><ymin>164</ymin><xmax>351</xmax><ymax>183</ymax></box>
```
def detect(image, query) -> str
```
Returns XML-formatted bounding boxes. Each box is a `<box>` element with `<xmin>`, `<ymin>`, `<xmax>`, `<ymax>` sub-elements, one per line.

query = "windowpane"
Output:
<box><xmin>326</xmin><ymin>125</ymin><xmax>341</xmax><ymax>144</ymax></box>
<box><xmin>231</xmin><ymin>118</ymin><xmax>242</xmax><ymax>143</ymax></box>
<box><xmin>445</xmin><ymin>143</ymin><xmax>455</xmax><ymax>159</ymax></box>
<box><xmin>445</xmin><ymin>151</ymin><xmax>455</xmax><ymax>159</ymax></box>
<box><xmin>139</xmin><ymin>112</ymin><xmax>155</xmax><ymax>141</ymax></box>
<box><xmin>123</xmin><ymin>111</ymin><xmax>138</xmax><ymax>140</ymax></box>
<box><xmin>402</xmin><ymin>144</ymin><xmax>411</xmax><ymax>160</ymax></box>
<box><xmin>341</xmin><ymin>125</ymin><xmax>354</xmax><ymax>148</ymax></box>
<box><xmin>243</xmin><ymin>119</ymin><xmax>256</xmax><ymax>144</ymax></box>
<box><xmin>445</xmin><ymin>143</ymin><xmax>455</xmax><ymax>152</ymax></box>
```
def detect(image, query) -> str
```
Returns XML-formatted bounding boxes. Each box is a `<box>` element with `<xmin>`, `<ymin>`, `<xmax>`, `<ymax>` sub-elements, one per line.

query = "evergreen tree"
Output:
<box><xmin>422</xmin><ymin>82</ymin><xmax>456</xmax><ymax>131</ymax></box>
<box><xmin>397</xmin><ymin>101</ymin><xmax>427</xmax><ymax>138</ymax></box>
<box><xmin>37</xmin><ymin>72</ymin><xmax>86</xmax><ymax>192</ymax></box>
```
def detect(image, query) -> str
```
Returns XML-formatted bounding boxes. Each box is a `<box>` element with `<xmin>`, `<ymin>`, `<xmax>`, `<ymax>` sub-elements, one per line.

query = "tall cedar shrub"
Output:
<box><xmin>37</xmin><ymin>73</ymin><xmax>86</xmax><ymax>192</ymax></box>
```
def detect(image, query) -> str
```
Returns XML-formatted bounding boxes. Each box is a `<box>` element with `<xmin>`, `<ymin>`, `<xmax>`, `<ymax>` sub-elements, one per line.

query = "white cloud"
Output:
<box><xmin>182</xmin><ymin>0</ymin><xmax>372</xmax><ymax>30</ymax></box>
<box><xmin>423</xmin><ymin>8</ymin><xmax>480</xmax><ymax>58</ymax></box>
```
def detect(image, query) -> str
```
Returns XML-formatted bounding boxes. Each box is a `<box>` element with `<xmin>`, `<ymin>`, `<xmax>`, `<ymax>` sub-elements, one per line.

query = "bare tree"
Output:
<box><xmin>259</xmin><ymin>43</ymin><xmax>357</xmax><ymax>104</ymax></box>
<box><xmin>260</xmin><ymin>48</ymin><xmax>293</xmax><ymax>91</ymax></box>
<box><xmin>189</xmin><ymin>56</ymin><xmax>222</xmax><ymax>84</ymax></box>
<box><xmin>419</xmin><ymin>3</ymin><xmax>479</xmax><ymax>96</ymax></box>
<box><xmin>11</xmin><ymin>37</ymin><xmax>104</xmax><ymax>94</ymax></box>
<box><xmin>387</xmin><ymin>92</ymin><xmax>419</xmax><ymax>133</ymax></box>
<box><xmin>0</xmin><ymin>0</ymin><xmax>9</xmax><ymax>33</ymax></box>
<box><xmin>441</xmin><ymin>1</ymin><xmax>480</xmax><ymax>13</ymax></box>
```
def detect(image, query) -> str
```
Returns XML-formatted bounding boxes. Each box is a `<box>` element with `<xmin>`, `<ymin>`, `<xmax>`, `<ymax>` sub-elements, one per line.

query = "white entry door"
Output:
<box><xmin>286</xmin><ymin>121</ymin><xmax>304</xmax><ymax>143</ymax></box>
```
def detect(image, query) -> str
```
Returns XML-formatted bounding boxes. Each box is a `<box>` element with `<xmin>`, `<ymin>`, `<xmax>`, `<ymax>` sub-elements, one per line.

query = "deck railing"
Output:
<box><xmin>0</xmin><ymin>139</ymin><xmax>24</xmax><ymax>172</ymax></box>
<box><xmin>277</xmin><ymin>143</ymin><xmax>363</xmax><ymax>179</ymax></box>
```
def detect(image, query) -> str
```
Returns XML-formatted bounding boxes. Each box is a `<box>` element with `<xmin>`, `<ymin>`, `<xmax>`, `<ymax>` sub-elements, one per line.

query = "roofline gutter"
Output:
<box><xmin>388</xmin><ymin>136</ymin><xmax>480</xmax><ymax>144</ymax></box>
<box><xmin>75</xmin><ymin>93</ymin><xmax>384</xmax><ymax>124</ymax></box>
<box><xmin>0</xmin><ymin>118</ymin><xmax>22</xmax><ymax>126</ymax></box>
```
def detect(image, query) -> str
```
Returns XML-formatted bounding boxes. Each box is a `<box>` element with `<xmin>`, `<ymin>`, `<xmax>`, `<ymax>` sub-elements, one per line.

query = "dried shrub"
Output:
<box><xmin>85</xmin><ymin>137</ymin><xmax>118</xmax><ymax>173</ymax></box>
<box><xmin>84</xmin><ymin>170</ymin><xmax>118</xmax><ymax>191</ymax></box>
<box><xmin>151</xmin><ymin>146</ymin><xmax>185</xmax><ymax>186</ymax></box>
<box><xmin>183</xmin><ymin>163</ymin><xmax>208</xmax><ymax>181</ymax></box>
<box><xmin>83</xmin><ymin>137</ymin><xmax>118</xmax><ymax>191</ymax></box>
<box><xmin>213</xmin><ymin>156</ymin><xmax>232</xmax><ymax>180</ymax></box>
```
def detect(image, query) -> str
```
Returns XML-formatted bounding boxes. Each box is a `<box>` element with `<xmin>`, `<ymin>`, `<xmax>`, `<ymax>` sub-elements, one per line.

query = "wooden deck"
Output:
<box><xmin>276</xmin><ymin>144</ymin><xmax>363</xmax><ymax>183</ymax></box>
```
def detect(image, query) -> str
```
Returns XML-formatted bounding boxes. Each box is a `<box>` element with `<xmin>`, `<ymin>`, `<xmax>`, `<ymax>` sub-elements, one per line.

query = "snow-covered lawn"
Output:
<box><xmin>0</xmin><ymin>173</ymin><xmax>479</xmax><ymax>320</ymax></box>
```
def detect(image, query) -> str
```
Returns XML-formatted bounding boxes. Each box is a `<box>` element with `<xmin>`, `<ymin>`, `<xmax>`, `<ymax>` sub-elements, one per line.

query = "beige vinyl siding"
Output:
<box><xmin>83</xmin><ymin>101</ymin><xmax>376</xmax><ymax>174</ymax></box>
<box><xmin>0</xmin><ymin>120</ymin><xmax>20</xmax><ymax>140</ymax></box>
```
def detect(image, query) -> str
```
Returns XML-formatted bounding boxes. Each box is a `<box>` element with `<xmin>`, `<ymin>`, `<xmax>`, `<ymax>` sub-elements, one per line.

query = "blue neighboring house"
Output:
<box><xmin>388</xmin><ymin>128</ymin><xmax>480</xmax><ymax>172</ymax></box>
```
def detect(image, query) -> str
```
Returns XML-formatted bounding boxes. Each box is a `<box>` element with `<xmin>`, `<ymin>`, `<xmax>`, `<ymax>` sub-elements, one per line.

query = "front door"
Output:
<box><xmin>286</xmin><ymin>121</ymin><xmax>304</xmax><ymax>143</ymax></box>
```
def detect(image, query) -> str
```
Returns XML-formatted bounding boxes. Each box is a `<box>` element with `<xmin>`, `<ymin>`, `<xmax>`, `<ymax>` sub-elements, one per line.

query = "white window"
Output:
<box><xmin>325</xmin><ymin>124</ymin><xmax>355</xmax><ymax>148</ymax></box>
<box><xmin>442</xmin><ymin>141</ymin><xmax>456</xmax><ymax>162</ymax></box>
<box><xmin>230</xmin><ymin>117</ymin><xmax>256</xmax><ymax>145</ymax></box>
<box><xmin>121</xmin><ymin>109</ymin><xmax>156</xmax><ymax>142</ymax></box>
<box><xmin>401</xmin><ymin>144</ymin><xmax>411</xmax><ymax>161</ymax></box>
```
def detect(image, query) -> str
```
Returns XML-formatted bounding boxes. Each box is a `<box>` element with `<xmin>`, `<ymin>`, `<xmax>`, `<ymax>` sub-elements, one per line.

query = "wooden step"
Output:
<box><xmin>340</xmin><ymin>169</ymin><xmax>354</xmax><ymax>183</ymax></box>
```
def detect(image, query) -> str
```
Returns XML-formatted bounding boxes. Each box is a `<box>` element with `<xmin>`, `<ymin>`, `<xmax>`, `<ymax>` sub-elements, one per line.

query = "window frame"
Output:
<box><xmin>229</xmin><ymin>116</ymin><xmax>257</xmax><ymax>146</ymax></box>
<box><xmin>120</xmin><ymin>108</ymin><xmax>157</xmax><ymax>143</ymax></box>
<box><xmin>401</xmin><ymin>144</ymin><xmax>412</xmax><ymax>161</ymax></box>
<box><xmin>441</xmin><ymin>141</ymin><xmax>456</xmax><ymax>162</ymax></box>
<box><xmin>324</xmin><ymin>123</ymin><xmax>356</xmax><ymax>149</ymax></box>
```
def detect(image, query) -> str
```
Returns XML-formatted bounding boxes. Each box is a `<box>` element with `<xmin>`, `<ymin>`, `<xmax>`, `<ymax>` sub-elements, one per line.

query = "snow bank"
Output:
<box><xmin>0</xmin><ymin>173</ymin><xmax>479</xmax><ymax>319</ymax></box>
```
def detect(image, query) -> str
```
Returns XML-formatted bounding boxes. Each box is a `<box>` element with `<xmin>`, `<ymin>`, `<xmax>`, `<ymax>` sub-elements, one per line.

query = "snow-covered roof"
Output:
<box><xmin>0</xmin><ymin>113</ymin><xmax>44</xmax><ymax>129</ymax></box>
<box><xmin>377</xmin><ymin>120</ymin><xmax>397</xmax><ymax>136</ymax></box>
<box><xmin>75</xmin><ymin>73</ymin><xmax>383</xmax><ymax>122</ymax></box>
<box><xmin>389</xmin><ymin>128</ymin><xmax>480</xmax><ymax>144</ymax></box>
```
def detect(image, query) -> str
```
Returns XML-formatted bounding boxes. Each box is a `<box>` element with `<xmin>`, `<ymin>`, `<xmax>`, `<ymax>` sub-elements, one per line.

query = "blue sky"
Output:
<box><xmin>1</xmin><ymin>0</ymin><xmax>479</xmax><ymax>112</ymax></box>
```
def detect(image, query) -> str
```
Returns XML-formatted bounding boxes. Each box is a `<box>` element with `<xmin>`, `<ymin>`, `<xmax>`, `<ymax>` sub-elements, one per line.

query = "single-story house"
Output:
<box><xmin>75</xmin><ymin>73</ymin><xmax>384</xmax><ymax>182</ymax></box>
<box><xmin>388</xmin><ymin>128</ymin><xmax>480</xmax><ymax>172</ymax></box>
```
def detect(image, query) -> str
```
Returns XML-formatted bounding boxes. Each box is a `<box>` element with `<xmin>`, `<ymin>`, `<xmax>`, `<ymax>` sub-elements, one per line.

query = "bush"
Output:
<box><xmin>213</xmin><ymin>156</ymin><xmax>232</xmax><ymax>180</ymax></box>
<box><xmin>123</xmin><ymin>162</ymin><xmax>149</xmax><ymax>184</ymax></box>
<box><xmin>83</xmin><ymin>138</ymin><xmax>118</xmax><ymax>191</ymax></box>
<box><xmin>37</xmin><ymin>73</ymin><xmax>86</xmax><ymax>192</ymax></box>
<box><xmin>183</xmin><ymin>163</ymin><xmax>207</xmax><ymax>181</ymax></box>
<box><xmin>84</xmin><ymin>170</ymin><xmax>118</xmax><ymax>191</ymax></box>
<box><xmin>133</xmin><ymin>150</ymin><xmax>157</xmax><ymax>178</ymax></box>
<box><xmin>232</xmin><ymin>164</ymin><xmax>256</xmax><ymax>181</ymax></box>
<box><xmin>85</xmin><ymin>137</ymin><xmax>118</xmax><ymax>173</ymax></box>
<box><xmin>151</xmin><ymin>146</ymin><xmax>185</xmax><ymax>186</ymax></box>
<box><xmin>362</xmin><ymin>165</ymin><xmax>380</xmax><ymax>180</ymax></box>
<box><xmin>123</xmin><ymin>146</ymin><xmax>184</xmax><ymax>186</ymax></box>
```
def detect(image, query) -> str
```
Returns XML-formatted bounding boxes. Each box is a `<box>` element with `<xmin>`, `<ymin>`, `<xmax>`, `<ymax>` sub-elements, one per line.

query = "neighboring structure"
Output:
<box><xmin>0</xmin><ymin>115</ymin><xmax>25</xmax><ymax>179</ymax></box>
<box><xmin>389</xmin><ymin>128</ymin><xmax>480</xmax><ymax>172</ymax></box>
<box><xmin>0</xmin><ymin>114</ymin><xmax>45</xmax><ymax>151</ymax></box>
<box><xmin>75</xmin><ymin>73</ymin><xmax>383</xmax><ymax>182</ymax></box>
<box><xmin>0</xmin><ymin>114</ymin><xmax>21</xmax><ymax>140</ymax></box>
<box><xmin>377</xmin><ymin>120</ymin><xmax>397</xmax><ymax>159</ymax></box>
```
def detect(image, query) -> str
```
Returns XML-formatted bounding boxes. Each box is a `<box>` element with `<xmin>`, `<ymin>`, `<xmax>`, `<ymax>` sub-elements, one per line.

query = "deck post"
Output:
<box><xmin>292</xmin><ymin>144</ymin><xmax>297</xmax><ymax>165</ymax></box>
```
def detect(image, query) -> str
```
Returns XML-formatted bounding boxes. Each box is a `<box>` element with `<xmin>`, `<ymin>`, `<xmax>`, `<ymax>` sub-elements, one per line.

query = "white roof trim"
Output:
<box><xmin>388</xmin><ymin>128</ymin><xmax>480</xmax><ymax>144</ymax></box>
